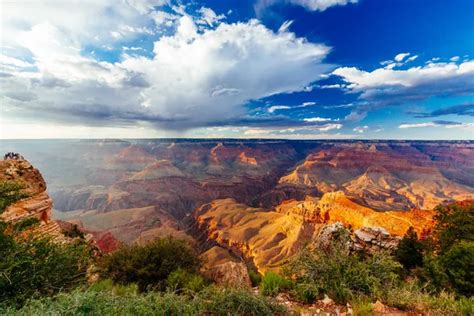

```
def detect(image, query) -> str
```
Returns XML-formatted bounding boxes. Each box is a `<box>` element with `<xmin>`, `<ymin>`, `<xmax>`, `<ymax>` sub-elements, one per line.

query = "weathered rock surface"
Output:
<box><xmin>0</xmin><ymin>159</ymin><xmax>66</xmax><ymax>243</ymax></box>
<box><xmin>200</xmin><ymin>246</ymin><xmax>252</xmax><ymax>287</ymax></box>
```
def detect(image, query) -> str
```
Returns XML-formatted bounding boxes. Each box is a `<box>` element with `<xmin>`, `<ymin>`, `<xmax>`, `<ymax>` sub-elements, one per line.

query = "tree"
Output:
<box><xmin>433</xmin><ymin>201</ymin><xmax>473</xmax><ymax>254</ymax></box>
<box><xmin>395</xmin><ymin>227</ymin><xmax>424</xmax><ymax>270</ymax></box>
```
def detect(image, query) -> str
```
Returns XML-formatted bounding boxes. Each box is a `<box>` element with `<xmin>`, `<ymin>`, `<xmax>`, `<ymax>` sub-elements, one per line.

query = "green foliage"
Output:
<box><xmin>2</xmin><ymin>284</ymin><xmax>286</xmax><ymax>316</ymax></box>
<box><xmin>439</xmin><ymin>241</ymin><xmax>474</xmax><ymax>296</ymax></box>
<box><xmin>62</xmin><ymin>224</ymin><xmax>85</xmax><ymax>239</ymax></box>
<box><xmin>414</xmin><ymin>201</ymin><xmax>474</xmax><ymax>296</ymax></box>
<box><xmin>290</xmin><ymin>282</ymin><xmax>321</xmax><ymax>304</ymax></box>
<box><xmin>202</xmin><ymin>286</ymin><xmax>287</xmax><ymax>315</ymax></box>
<box><xmin>0</xmin><ymin>181</ymin><xmax>28</xmax><ymax>214</ymax></box>
<box><xmin>384</xmin><ymin>280</ymin><xmax>474</xmax><ymax>315</ymax></box>
<box><xmin>260</xmin><ymin>271</ymin><xmax>292</xmax><ymax>296</ymax></box>
<box><xmin>433</xmin><ymin>201</ymin><xmax>473</xmax><ymax>254</ymax></box>
<box><xmin>166</xmin><ymin>268</ymin><xmax>207</xmax><ymax>293</ymax></box>
<box><xmin>97</xmin><ymin>237</ymin><xmax>200</xmax><ymax>292</ymax></box>
<box><xmin>12</xmin><ymin>217</ymin><xmax>40</xmax><ymax>233</ymax></box>
<box><xmin>248</xmin><ymin>269</ymin><xmax>262</xmax><ymax>287</ymax></box>
<box><xmin>395</xmin><ymin>227</ymin><xmax>424</xmax><ymax>270</ymax></box>
<box><xmin>0</xmin><ymin>230</ymin><xmax>91</xmax><ymax>308</ymax></box>
<box><xmin>285</xmin><ymin>234</ymin><xmax>402</xmax><ymax>304</ymax></box>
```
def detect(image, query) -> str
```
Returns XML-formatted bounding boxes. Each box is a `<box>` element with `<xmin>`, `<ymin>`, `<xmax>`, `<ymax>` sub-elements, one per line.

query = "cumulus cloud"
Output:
<box><xmin>1</xmin><ymin>9</ymin><xmax>331</xmax><ymax>130</ymax></box>
<box><xmin>333</xmin><ymin>59</ymin><xmax>474</xmax><ymax>103</ymax></box>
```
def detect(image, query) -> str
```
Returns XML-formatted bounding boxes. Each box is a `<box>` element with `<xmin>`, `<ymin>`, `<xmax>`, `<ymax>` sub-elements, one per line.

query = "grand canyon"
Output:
<box><xmin>2</xmin><ymin>139</ymin><xmax>472</xmax><ymax>273</ymax></box>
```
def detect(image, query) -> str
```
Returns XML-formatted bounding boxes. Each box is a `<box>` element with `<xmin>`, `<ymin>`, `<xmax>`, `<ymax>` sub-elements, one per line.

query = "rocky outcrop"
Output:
<box><xmin>200</xmin><ymin>246</ymin><xmax>252</xmax><ymax>287</ymax></box>
<box><xmin>0</xmin><ymin>159</ymin><xmax>66</xmax><ymax>243</ymax></box>
<box><xmin>315</xmin><ymin>223</ymin><xmax>400</xmax><ymax>253</ymax></box>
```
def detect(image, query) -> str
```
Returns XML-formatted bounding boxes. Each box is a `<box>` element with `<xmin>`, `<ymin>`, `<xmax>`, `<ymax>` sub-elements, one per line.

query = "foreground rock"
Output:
<box><xmin>0</xmin><ymin>159</ymin><xmax>66</xmax><ymax>243</ymax></box>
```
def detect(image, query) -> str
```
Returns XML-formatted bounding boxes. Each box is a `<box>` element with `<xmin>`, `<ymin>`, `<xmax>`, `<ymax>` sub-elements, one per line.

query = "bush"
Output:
<box><xmin>395</xmin><ymin>227</ymin><xmax>424</xmax><ymax>270</ymax></box>
<box><xmin>248</xmin><ymin>269</ymin><xmax>262</xmax><ymax>287</ymax></box>
<box><xmin>2</xmin><ymin>284</ymin><xmax>286</xmax><ymax>316</ymax></box>
<box><xmin>97</xmin><ymin>237</ymin><xmax>200</xmax><ymax>292</ymax></box>
<box><xmin>433</xmin><ymin>201</ymin><xmax>473</xmax><ymax>254</ymax></box>
<box><xmin>0</xmin><ymin>181</ymin><xmax>28</xmax><ymax>214</ymax></box>
<box><xmin>0</xmin><ymin>232</ymin><xmax>91</xmax><ymax>308</ymax></box>
<box><xmin>260</xmin><ymin>271</ymin><xmax>292</xmax><ymax>296</ymax></box>
<box><xmin>415</xmin><ymin>201</ymin><xmax>474</xmax><ymax>296</ymax></box>
<box><xmin>201</xmin><ymin>286</ymin><xmax>287</xmax><ymax>315</ymax></box>
<box><xmin>384</xmin><ymin>280</ymin><xmax>474</xmax><ymax>315</ymax></box>
<box><xmin>439</xmin><ymin>240</ymin><xmax>474</xmax><ymax>296</ymax></box>
<box><xmin>290</xmin><ymin>282</ymin><xmax>321</xmax><ymax>304</ymax></box>
<box><xmin>12</xmin><ymin>217</ymin><xmax>40</xmax><ymax>233</ymax></box>
<box><xmin>284</xmin><ymin>233</ymin><xmax>402</xmax><ymax>304</ymax></box>
<box><xmin>166</xmin><ymin>268</ymin><xmax>207</xmax><ymax>293</ymax></box>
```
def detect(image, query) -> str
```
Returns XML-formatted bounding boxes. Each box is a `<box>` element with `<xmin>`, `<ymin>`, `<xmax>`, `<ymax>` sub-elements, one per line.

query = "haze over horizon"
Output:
<box><xmin>1</xmin><ymin>0</ymin><xmax>473</xmax><ymax>140</ymax></box>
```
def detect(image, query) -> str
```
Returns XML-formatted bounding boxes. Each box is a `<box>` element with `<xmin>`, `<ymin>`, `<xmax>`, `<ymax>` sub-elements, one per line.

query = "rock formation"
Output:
<box><xmin>0</xmin><ymin>159</ymin><xmax>66</xmax><ymax>243</ymax></box>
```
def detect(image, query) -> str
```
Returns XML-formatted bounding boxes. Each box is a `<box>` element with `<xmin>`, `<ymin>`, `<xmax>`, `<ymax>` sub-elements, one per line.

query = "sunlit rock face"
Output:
<box><xmin>0</xmin><ymin>159</ymin><xmax>65</xmax><ymax>243</ymax></box>
<box><xmin>1</xmin><ymin>140</ymin><xmax>472</xmax><ymax>268</ymax></box>
<box><xmin>192</xmin><ymin>192</ymin><xmax>437</xmax><ymax>272</ymax></box>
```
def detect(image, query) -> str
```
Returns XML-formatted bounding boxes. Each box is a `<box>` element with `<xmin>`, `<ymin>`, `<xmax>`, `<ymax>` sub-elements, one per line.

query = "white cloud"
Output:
<box><xmin>267</xmin><ymin>101</ymin><xmax>317</xmax><ymax>113</ymax></box>
<box><xmin>406</xmin><ymin>55</ymin><xmax>418</xmax><ymax>62</ymax></box>
<box><xmin>268</xmin><ymin>105</ymin><xmax>292</xmax><ymax>113</ymax></box>
<box><xmin>255</xmin><ymin>0</ymin><xmax>357</xmax><ymax>15</ymax></box>
<box><xmin>399</xmin><ymin>122</ymin><xmax>474</xmax><ymax>130</ymax></box>
<box><xmin>394</xmin><ymin>53</ymin><xmax>410</xmax><ymax>62</ymax></box>
<box><xmin>333</xmin><ymin>59</ymin><xmax>474</xmax><ymax>99</ymax></box>
<box><xmin>197</xmin><ymin>7</ymin><xmax>225</xmax><ymax>26</ymax></box>
<box><xmin>303</xmin><ymin>117</ymin><xmax>331</xmax><ymax>122</ymax></box>
<box><xmin>353</xmin><ymin>125</ymin><xmax>368</xmax><ymax>133</ymax></box>
<box><xmin>450</xmin><ymin>56</ymin><xmax>460</xmax><ymax>62</ymax></box>
<box><xmin>288</xmin><ymin>0</ymin><xmax>357</xmax><ymax>11</ymax></box>
<box><xmin>1</xmin><ymin>11</ymin><xmax>331</xmax><ymax>131</ymax></box>
<box><xmin>317</xmin><ymin>123</ymin><xmax>342</xmax><ymax>131</ymax></box>
<box><xmin>278</xmin><ymin>20</ymin><xmax>294</xmax><ymax>33</ymax></box>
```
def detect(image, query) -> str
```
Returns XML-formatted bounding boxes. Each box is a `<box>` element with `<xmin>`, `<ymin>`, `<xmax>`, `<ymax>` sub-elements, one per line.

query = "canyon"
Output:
<box><xmin>1</xmin><ymin>139</ymin><xmax>473</xmax><ymax>271</ymax></box>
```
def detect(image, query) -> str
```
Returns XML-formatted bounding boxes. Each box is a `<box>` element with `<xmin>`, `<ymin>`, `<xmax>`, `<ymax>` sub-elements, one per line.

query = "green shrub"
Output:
<box><xmin>439</xmin><ymin>240</ymin><xmax>474</xmax><ymax>296</ymax></box>
<box><xmin>12</xmin><ymin>217</ymin><xmax>40</xmax><ymax>232</ymax></box>
<box><xmin>395</xmin><ymin>227</ymin><xmax>424</xmax><ymax>270</ymax></box>
<box><xmin>202</xmin><ymin>286</ymin><xmax>287</xmax><ymax>315</ymax></box>
<box><xmin>0</xmin><ymin>231</ymin><xmax>91</xmax><ymax>308</ymax></box>
<box><xmin>384</xmin><ymin>280</ymin><xmax>474</xmax><ymax>315</ymax></box>
<box><xmin>248</xmin><ymin>269</ymin><xmax>262</xmax><ymax>287</ymax></box>
<box><xmin>284</xmin><ymin>233</ymin><xmax>402</xmax><ymax>304</ymax></box>
<box><xmin>2</xmin><ymin>285</ymin><xmax>286</xmax><ymax>316</ymax></box>
<box><xmin>62</xmin><ymin>224</ymin><xmax>85</xmax><ymax>239</ymax></box>
<box><xmin>260</xmin><ymin>271</ymin><xmax>292</xmax><ymax>296</ymax></box>
<box><xmin>166</xmin><ymin>268</ymin><xmax>207</xmax><ymax>293</ymax></box>
<box><xmin>290</xmin><ymin>282</ymin><xmax>321</xmax><ymax>304</ymax></box>
<box><xmin>433</xmin><ymin>201</ymin><xmax>473</xmax><ymax>254</ymax></box>
<box><xmin>97</xmin><ymin>237</ymin><xmax>200</xmax><ymax>292</ymax></box>
<box><xmin>0</xmin><ymin>181</ymin><xmax>28</xmax><ymax>214</ymax></box>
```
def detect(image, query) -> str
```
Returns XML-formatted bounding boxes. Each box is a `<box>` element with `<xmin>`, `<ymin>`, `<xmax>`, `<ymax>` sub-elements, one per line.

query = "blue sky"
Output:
<box><xmin>1</xmin><ymin>0</ymin><xmax>473</xmax><ymax>139</ymax></box>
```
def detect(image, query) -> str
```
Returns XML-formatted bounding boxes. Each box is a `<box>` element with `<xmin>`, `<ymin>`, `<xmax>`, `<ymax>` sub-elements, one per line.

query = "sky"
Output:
<box><xmin>0</xmin><ymin>0</ymin><xmax>473</xmax><ymax>139</ymax></box>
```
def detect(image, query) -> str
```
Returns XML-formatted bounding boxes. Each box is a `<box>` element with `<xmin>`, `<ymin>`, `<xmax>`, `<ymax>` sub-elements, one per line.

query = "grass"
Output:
<box><xmin>2</xmin><ymin>281</ymin><xmax>286</xmax><ymax>316</ymax></box>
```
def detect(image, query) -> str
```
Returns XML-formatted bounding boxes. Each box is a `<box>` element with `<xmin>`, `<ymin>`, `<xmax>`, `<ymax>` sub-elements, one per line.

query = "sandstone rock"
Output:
<box><xmin>372</xmin><ymin>300</ymin><xmax>387</xmax><ymax>313</ymax></box>
<box><xmin>206</xmin><ymin>261</ymin><xmax>252</xmax><ymax>287</ymax></box>
<box><xmin>352</xmin><ymin>227</ymin><xmax>401</xmax><ymax>253</ymax></box>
